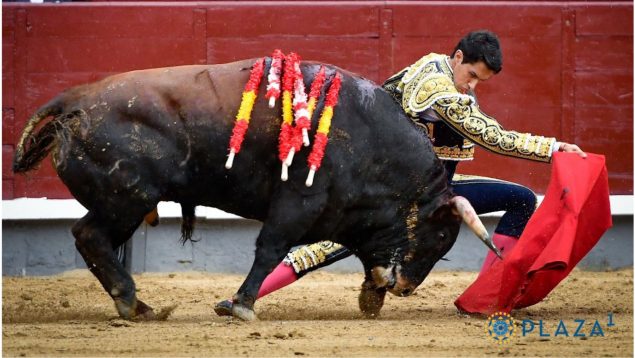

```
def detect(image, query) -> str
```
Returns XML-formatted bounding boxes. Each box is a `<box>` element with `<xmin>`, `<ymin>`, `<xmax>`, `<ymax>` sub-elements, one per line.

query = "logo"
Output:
<box><xmin>521</xmin><ymin>312</ymin><xmax>615</xmax><ymax>337</ymax></box>
<box><xmin>486</xmin><ymin>312</ymin><xmax>516</xmax><ymax>345</ymax></box>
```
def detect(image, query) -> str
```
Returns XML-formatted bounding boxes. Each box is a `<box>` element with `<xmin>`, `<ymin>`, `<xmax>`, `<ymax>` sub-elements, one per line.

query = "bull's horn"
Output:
<box><xmin>450</xmin><ymin>196</ymin><xmax>503</xmax><ymax>259</ymax></box>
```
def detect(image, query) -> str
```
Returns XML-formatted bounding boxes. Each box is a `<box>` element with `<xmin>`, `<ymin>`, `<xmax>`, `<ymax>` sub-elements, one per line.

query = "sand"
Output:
<box><xmin>3</xmin><ymin>268</ymin><xmax>632</xmax><ymax>357</ymax></box>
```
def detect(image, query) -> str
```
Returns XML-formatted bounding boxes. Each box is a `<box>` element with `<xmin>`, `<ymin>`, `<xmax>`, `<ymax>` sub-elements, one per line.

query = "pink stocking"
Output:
<box><xmin>256</xmin><ymin>262</ymin><xmax>298</xmax><ymax>299</ymax></box>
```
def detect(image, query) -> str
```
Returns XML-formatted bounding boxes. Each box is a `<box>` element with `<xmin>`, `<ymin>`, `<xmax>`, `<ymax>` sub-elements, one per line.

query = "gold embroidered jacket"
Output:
<box><xmin>383</xmin><ymin>53</ymin><xmax>556</xmax><ymax>162</ymax></box>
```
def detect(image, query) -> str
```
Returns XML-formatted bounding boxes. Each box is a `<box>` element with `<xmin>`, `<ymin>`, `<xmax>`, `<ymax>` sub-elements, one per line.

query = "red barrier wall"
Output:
<box><xmin>3</xmin><ymin>1</ymin><xmax>633</xmax><ymax>199</ymax></box>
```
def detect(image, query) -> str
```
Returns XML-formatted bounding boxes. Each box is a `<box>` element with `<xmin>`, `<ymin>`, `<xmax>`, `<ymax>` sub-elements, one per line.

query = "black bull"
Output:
<box><xmin>13</xmin><ymin>58</ymin><xmax>493</xmax><ymax>320</ymax></box>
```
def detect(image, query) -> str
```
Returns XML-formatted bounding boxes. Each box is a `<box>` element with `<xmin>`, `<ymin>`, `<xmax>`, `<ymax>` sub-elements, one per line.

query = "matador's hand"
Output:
<box><xmin>559</xmin><ymin>142</ymin><xmax>587</xmax><ymax>158</ymax></box>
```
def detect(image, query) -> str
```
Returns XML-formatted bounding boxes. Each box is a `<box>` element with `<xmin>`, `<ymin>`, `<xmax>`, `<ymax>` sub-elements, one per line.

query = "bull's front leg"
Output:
<box><xmin>358</xmin><ymin>270</ymin><xmax>387</xmax><ymax>318</ymax></box>
<box><xmin>231</xmin><ymin>190</ymin><xmax>327</xmax><ymax>321</ymax></box>
<box><xmin>231</xmin><ymin>229</ymin><xmax>291</xmax><ymax>321</ymax></box>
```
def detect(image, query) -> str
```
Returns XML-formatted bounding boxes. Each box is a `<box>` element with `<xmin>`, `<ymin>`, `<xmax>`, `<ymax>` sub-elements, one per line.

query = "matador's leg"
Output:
<box><xmin>451</xmin><ymin>174</ymin><xmax>537</xmax><ymax>276</ymax></box>
<box><xmin>214</xmin><ymin>241</ymin><xmax>352</xmax><ymax>316</ymax></box>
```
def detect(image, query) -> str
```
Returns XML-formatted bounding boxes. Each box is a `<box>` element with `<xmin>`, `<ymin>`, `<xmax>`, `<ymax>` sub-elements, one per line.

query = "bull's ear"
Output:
<box><xmin>428</xmin><ymin>200</ymin><xmax>460</xmax><ymax>222</ymax></box>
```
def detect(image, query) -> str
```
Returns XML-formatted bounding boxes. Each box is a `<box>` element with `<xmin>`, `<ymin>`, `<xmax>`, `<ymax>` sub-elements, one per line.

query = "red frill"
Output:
<box><xmin>229</xmin><ymin>120</ymin><xmax>249</xmax><ymax>153</ymax></box>
<box><xmin>308</xmin><ymin>133</ymin><xmax>328</xmax><ymax>169</ymax></box>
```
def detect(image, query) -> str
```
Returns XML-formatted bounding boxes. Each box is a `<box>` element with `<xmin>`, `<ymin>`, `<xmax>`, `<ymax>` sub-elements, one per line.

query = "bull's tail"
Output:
<box><xmin>13</xmin><ymin>98</ymin><xmax>65</xmax><ymax>173</ymax></box>
<box><xmin>180</xmin><ymin>204</ymin><xmax>198</xmax><ymax>245</ymax></box>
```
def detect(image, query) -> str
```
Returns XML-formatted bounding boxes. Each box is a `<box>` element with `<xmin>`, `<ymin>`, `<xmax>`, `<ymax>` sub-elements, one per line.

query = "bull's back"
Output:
<box><xmin>49</xmin><ymin>59</ymin><xmax>444</xmax><ymax>223</ymax></box>
<box><xmin>52</xmin><ymin>61</ymin><xmax>283</xmax><ymax>218</ymax></box>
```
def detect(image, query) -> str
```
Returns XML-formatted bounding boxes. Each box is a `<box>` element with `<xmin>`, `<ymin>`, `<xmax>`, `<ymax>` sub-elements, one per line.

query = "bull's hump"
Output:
<box><xmin>351</xmin><ymin>76</ymin><xmax>379</xmax><ymax>110</ymax></box>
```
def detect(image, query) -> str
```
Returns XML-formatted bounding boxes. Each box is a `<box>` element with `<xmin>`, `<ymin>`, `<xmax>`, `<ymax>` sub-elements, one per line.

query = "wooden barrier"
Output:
<box><xmin>3</xmin><ymin>1</ymin><xmax>632</xmax><ymax>198</ymax></box>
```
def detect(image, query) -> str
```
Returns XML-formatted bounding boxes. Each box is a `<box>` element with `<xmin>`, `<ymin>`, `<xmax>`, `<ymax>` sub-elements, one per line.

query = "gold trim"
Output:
<box><xmin>434</xmin><ymin>145</ymin><xmax>475</xmax><ymax>161</ymax></box>
<box><xmin>283</xmin><ymin>241</ymin><xmax>345</xmax><ymax>273</ymax></box>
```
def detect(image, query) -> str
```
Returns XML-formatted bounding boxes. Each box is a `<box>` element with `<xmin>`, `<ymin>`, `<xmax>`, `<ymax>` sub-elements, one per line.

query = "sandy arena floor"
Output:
<box><xmin>3</xmin><ymin>268</ymin><xmax>633</xmax><ymax>357</ymax></box>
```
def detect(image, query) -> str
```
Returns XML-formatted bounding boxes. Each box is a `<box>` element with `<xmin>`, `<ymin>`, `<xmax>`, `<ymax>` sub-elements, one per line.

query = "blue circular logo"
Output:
<box><xmin>486</xmin><ymin>312</ymin><xmax>515</xmax><ymax>344</ymax></box>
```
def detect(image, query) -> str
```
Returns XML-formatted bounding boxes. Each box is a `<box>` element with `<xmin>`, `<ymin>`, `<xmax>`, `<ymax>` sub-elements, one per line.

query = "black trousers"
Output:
<box><xmin>451</xmin><ymin>174</ymin><xmax>536</xmax><ymax>238</ymax></box>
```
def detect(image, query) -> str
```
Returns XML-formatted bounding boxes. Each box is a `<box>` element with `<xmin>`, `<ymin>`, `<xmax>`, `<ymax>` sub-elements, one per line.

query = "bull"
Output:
<box><xmin>12</xmin><ymin>58</ymin><xmax>496</xmax><ymax>321</ymax></box>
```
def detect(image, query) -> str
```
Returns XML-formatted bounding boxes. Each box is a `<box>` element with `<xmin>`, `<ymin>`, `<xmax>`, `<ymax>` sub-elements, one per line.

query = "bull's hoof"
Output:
<box><xmin>133</xmin><ymin>299</ymin><xmax>157</xmax><ymax>321</ymax></box>
<box><xmin>232</xmin><ymin>303</ymin><xmax>257</xmax><ymax>321</ymax></box>
<box><xmin>114</xmin><ymin>298</ymin><xmax>157</xmax><ymax>321</ymax></box>
<box><xmin>358</xmin><ymin>282</ymin><xmax>386</xmax><ymax>318</ymax></box>
<box><xmin>214</xmin><ymin>300</ymin><xmax>233</xmax><ymax>317</ymax></box>
<box><xmin>114</xmin><ymin>298</ymin><xmax>137</xmax><ymax>320</ymax></box>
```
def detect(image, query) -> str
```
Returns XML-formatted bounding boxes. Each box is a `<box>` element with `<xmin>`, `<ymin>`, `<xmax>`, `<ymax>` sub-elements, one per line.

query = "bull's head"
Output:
<box><xmin>362</xmin><ymin>195</ymin><xmax>499</xmax><ymax>299</ymax></box>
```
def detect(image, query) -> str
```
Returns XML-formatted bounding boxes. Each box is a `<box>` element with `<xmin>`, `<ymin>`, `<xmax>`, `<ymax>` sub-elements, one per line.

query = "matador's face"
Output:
<box><xmin>450</xmin><ymin>50</ymin><xmax>496</xmax><ymax>94</ymax></box>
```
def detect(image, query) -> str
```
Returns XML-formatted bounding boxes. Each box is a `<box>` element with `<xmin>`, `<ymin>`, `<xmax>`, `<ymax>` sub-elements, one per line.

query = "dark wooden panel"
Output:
<box><xmin>25</xmin><ymin>7</ymin><xmax>197</xmax><ymax>38</ymax></box>
<box><xmin>1</xmin><ymin>2</ymin><xmax>631</xmax><ymax>198</ymax></box>
<box><xmin>392</xmin><ymin>35</ymin><xmax>562</xmax><ymax>77</ymax></box>
<box><xmin>3</xmin><ymin>44</ymin><xmax>15</xmax><ymax>108</ymax></box>
<box><xmin>392</xmin><ymin>5</ymin><xmax>561</xmax><ymax>37</ymax></box>
<box><xmin>3</xmin><ymin>178</ymin><xmax>14</xmax><ymax>199</ymax></box>
<box><xmin>3</xmin><ymin>108</ymin><xmax>15</xmax><ymax>146</ymax></box>
<box><xmin>499</xmin><ymin>36</ymin><xmax>562</xmax><ymax>74</ymax></box>
<box><xmin>574</xmin><ymin>107</ymin><xmax>633</xmax><ymax>183</ymax></box>
<box><xmin>392</xmin><ymin>37</ymin><xmax>467</xmax><ymax>72</ymax></box>
<box><xmin>574</xmin><ymin>5</ymin><xmax>633</xmax><ymax>36</ymax></box>
<box><xmin>575</xmin><ymin>72</ymin><xmax>633</xmax><ymax>107</ymax></box>
<box><xmin>501</xmin><ymin>107</ymin><xmax>561</xmax><ymax>139</ymax></box>
<box><xmin>22</xmin><ymin>177</ymin><xmax>71</xmax><ymax>199</ymax></box>
<box><xmin>3</xmin><ymin>145</ymin><xmax>14</xmax><ymax>179</ymax></box>
<box><xmin>575</xmin><ymin>113</ymin><xmax>632</xmax><ymax>145</ymax></box>
<box><xmin>208</xmin><ymin>38</ymin><xmax>380</xmax><ymax>83</ymax></box>
<box><xmin>486</xmin><ymin>71</ymin><xmax>562</xmax><ymax>108</ymax></box>
<box><xmin>206</xmin><ymin>5</ymin><xmax>380</xmax><ymax>37</ymax></box>
<box><xmin>574</xmin><ymin>36</ymin><xmax>633</xmax><ymax>72</ymax></box>
<box><xmin>3</xmin><ymin>7</ymin><xmax>15</xmax><ymax>43</ymax></box>
<box><xmin>26</xmin><ymin>38</ymin><xmax>201</xmax><ymax>73</ymax></box>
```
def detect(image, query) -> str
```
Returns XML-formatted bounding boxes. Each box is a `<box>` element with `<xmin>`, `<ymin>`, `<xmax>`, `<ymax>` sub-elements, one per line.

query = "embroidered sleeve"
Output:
<box><xmin>431</xmin><ymin>95</ymin><xmax>556</xmax><ymax>162</ymax></box>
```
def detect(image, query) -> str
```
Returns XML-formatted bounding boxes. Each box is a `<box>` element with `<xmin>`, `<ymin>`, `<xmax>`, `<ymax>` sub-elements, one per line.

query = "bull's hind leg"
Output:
<box><xmin>231</xmin><ymin>191</ymin><xmax>328</xmax><ymax>321</ymax></box>
<box><xmin>72</xmin><ymin>210</ymin><xmax>153</xmax><ymax>320</ymax></box>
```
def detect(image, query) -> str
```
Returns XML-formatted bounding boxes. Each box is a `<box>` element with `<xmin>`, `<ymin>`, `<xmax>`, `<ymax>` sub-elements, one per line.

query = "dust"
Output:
<box><xmin>3</xmin><ymin>269</ymin><xmax>632</xmax><ymax>357</ymax></box>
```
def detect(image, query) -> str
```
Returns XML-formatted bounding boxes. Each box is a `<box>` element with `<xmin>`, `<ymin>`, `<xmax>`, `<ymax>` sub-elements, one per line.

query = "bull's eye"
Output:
<box><xmin>439</xmin><ymin>232</ymin><xmax>446</xmax><ymax>239</ymax></box>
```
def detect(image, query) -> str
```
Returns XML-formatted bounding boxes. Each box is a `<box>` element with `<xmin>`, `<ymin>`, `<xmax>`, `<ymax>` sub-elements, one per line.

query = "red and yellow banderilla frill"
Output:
<box><xmin>225</xmin><ymin>58</ymin><xmax>265</xmax><ymax>169</ymax></box>
<box><xmin>266</xmin><ymin>49</ymin><xmax>284</xmax><ymax>108</ymax></box>
<box><xmin>292</xmin><ymin>59</ymin><xmax>311</xmax><ymax>148</ymax></box>
<box><xmin>306</xmin><ymin>72</ymin><xmax>342</xmax><ymax>187</ymax></box>
<box><xmin>307</xmin><ymin>66</ymin><xmax>326</xmax><ymax>119</ymax></box>
<box><xmin>278</xmin><ymin>52</ymin><xmax>300</xmax><ymax>180</ymax></box>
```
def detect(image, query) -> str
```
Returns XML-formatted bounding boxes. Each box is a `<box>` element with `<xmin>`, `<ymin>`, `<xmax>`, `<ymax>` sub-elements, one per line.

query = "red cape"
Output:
<box><xmin>454</xmin><ymin>152</ymin><xmax>612</xmax><ymax>314</ymax></box>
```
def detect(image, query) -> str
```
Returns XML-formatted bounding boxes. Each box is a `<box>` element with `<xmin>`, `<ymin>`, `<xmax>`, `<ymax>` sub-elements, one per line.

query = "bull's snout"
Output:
<box><xmin>371</xmin><ymin>265</ymin><xmax>417</xmax><ymax>297</ymax></box>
